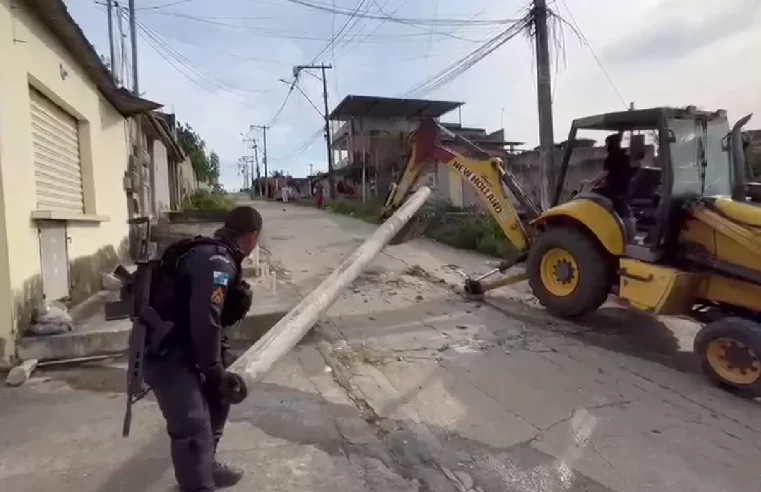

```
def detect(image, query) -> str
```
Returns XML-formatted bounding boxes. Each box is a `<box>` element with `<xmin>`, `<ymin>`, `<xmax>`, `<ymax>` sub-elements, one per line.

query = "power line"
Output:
<box><xmin>557</xmin><ymin>0</ymin><xmax>627</xmax><ymax>108</ymax></box>
<box><xmin>108</xmin><ymin>2</ymin><xmax>276</xmax><ymax>96</ymax></box>
<box><xmin>361</xmin><ymin>0</ymin><xmax>478</xmax><ymax>43</ymax></box>
<box><xmin>340</xmin><ymin>0</ymin><xmax>516</xmax><ymax>91</ymax></box>
<box><xmin>285</xmin><ymin>79</ymin><xmax>323</xmax><ymax>116</ymax></box>
<box><xmin>331</xmin><ymin>0</ymin><xmax>338</xmax><ymax>93</ymax></box>
<box><xmin>136</xmin><ymin>0</ymin><xmax>193</xmax><ymax>10</ymax></box>
<box><xmin>270</xmin><ymin>129</ymin><xmax>323</xmax><ymax>161</ymax></box>
<box><xmin>136</xmin><ymin>8</ymin><xmax>490</xmax><ymax>43</ymax></box>
<box><xmin>338</xmin><ymin>0</ymin><xmax>407</xmax><ymax>58</ymax></box>
<box><xmin>402</xmin><ymin>17</ymin><xmax>531</xmax><ymax>98</ymax></box>
<box><xmin>282</xmin><ymin>0</ymin><xmax>520</xmax><ymax>26</ymax></box>
<box><xmin>333</xmin><ymin>0</ymin><xmax>377</xmax><ymax>53</ymax></box>
<box><xmin>425</xmin><ymin>0</ymin><xmax>440</xmax><ymax>58</ymax></box>
<box><xmin>267</xmin><ymin>80</ymin><xmax>297</xmax><ymax>127</ymax></box>
<box><xmin>122</xmin><ymin>9</ymin><xmax>222</xmax><ymax>94</ymax></box>
<box><xmin>135</xmin><ymin>16</ymin><xmax>266</xmax><ymax>95</ymax></box>
<box><xmin>309</xmin><ymin>0</ymin><xmax>369</xmax><ymax>63</ymax></box>
<box><xmin>134</xmin><ymin>23</ymin><xmax>294</xmax><ymax>67</ymax></box>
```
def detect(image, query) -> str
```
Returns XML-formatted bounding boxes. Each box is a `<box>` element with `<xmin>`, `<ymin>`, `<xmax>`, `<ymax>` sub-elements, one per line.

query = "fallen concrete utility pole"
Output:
<box><xmin>229</xmin><ymin>186</ymin><xmax>432</xmax><ymax>384</ymax></box>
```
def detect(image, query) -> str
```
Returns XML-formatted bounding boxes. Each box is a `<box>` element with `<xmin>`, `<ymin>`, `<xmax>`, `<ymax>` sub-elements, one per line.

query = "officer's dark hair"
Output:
<box><xmin>223</xmin><ymin>206</ymin><xmax>263</xmax><ymax>236</ymax></box>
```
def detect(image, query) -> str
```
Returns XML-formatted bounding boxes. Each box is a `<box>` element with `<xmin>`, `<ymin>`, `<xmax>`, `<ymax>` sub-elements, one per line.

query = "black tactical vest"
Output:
<box><xmin>149</xmin><ymin>236</ymin><xmax>241</xmax><ymax>326</ymax></box>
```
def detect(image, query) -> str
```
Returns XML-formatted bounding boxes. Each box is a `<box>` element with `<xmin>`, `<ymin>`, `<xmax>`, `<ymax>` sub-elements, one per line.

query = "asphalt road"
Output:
<box><xmin>1</xmin><ymin>199</ymin><xmax>759</xmax><ymax>492</ymax></box>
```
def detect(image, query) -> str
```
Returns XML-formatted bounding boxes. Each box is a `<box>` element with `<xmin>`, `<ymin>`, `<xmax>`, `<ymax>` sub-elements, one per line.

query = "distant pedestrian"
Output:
<box><xmin>314</xmin><ymin>183</ymin><xmax>324</xmax><ymax>209</ymax></box>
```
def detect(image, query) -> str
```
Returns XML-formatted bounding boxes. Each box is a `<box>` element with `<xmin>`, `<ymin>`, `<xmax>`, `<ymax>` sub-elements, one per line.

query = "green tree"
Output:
<box><xmin>270</xmin><ymin>169</ymin><xmax>286</xmax><ymax>177</ymax></box>
<box><xmin>208</xmin><ymin>151</ymin><xmax>220</xmax><ymax>184</ymax></box>
<box><xmin>177</xmin><ymin>123</ymin><xmax>219</xmax><ymax>184</ymax></box>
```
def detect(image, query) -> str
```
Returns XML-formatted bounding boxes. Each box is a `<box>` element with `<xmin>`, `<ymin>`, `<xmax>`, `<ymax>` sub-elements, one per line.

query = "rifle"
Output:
<box><xmin>122</xmin><ymin>217</ymin><xmax>174</xmax><ymax>438</ymax></box>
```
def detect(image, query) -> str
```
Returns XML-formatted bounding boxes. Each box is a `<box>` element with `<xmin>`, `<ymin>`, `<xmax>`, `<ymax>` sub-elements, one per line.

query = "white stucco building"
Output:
<box><xmin>0</xmin><ymin>0</ymin><xmax>162</xmax><ymax>365</ymax></box>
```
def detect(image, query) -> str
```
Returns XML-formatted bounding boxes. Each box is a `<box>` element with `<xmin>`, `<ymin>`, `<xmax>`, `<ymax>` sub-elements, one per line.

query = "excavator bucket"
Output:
<box><xmin>381</xmin><ymin>117</ymin><xmax>534</xmax><ymax>258</ymax></box>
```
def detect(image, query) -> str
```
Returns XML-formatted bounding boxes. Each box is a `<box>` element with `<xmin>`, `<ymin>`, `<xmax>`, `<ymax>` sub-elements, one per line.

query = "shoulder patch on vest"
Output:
<box><xmin>211</xmin><ymin>287</ymin><xmax>226</xmax><ymax>305</ymax></box>
<box><xmin>210</xmin><ymin>254</ymin><xmax>232</xmax><ymax>265</ymax></box>
<box><xmin>213</xmin><ymin>271</ymin><xmax>231</xmax><ymax>286</ymax></box>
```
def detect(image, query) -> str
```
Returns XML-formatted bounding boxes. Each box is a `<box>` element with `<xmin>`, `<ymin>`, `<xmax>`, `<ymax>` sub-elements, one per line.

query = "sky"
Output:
<box><xmin>63</xmin><ymin>0</ymin><xmax>761</xmax><ymax>192</ymax></box>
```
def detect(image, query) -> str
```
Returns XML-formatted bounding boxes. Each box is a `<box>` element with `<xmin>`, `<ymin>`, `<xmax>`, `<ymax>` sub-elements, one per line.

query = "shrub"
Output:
<box><xmin>423</xmin><ymin>200</ymin><xmax>517</xmax><ymax>259</ymax></box>
<box><xmin>329</xmin><ymin>195</ymin><xmax>517</xmax><ymax>259</ymax></box>
<box><xmin>182</xmin><ymin>189</ymin><xmax>236</xmax><ymax>212</ymax></box>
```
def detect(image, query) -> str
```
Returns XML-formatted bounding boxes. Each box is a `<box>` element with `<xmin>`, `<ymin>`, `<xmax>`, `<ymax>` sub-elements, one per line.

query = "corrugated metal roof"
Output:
<box><xmin>24</xmin><ymin>0</ymin><xmax>162</xmax><ymax>117</ymax></box>
<box><xmin>329</xmin><ymin>95</ymin><xmax>463</xmax><ymax>121</ymax></box>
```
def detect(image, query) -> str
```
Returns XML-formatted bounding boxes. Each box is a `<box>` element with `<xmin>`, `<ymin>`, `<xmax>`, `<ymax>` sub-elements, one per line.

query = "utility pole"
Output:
<box><xmin>252</xmin><ymin>139</ymin><xmax>260</xmax><ymax>196</ymax></box>
<box><xmin>533</xmin><ymin>0</ymin><xmax>555</xmax><ymax>210</ymax></box>
<box><xmin>294</xmin><ymin>64</ymin><xmax>334</xmax><ymax>200</ymax></box>
<box><xmin>126</xmin><ymin>0</ymin><xmax>146</xmax><ymax>217</ymax></box>
<box><xmin>238</xmin><ymin>157</ymin><xmax>249</xmax><ymax>190</ymax></box>
<box><xmin>107</xmin><ymin>1</ymin><xmax>116</xmax><ymax>83</ymax></box>
<box><xmin>241</xmin><ymin>134</ymin><xmax>257</xmax><ymax>198</ymax></box>
<box><xmin>128</xmin><ymin>0</ymin><xmax>138</xmax><ymax>94</ymax></box>
<box><xmin>250</xmin><ymin>125</ymin><xmax>269</xmax><ymax>195</ymax></box>
<box><xmin>116</xmin><ymin>2</ymin><xmax>126</xmax><ymax>84</ymax></box>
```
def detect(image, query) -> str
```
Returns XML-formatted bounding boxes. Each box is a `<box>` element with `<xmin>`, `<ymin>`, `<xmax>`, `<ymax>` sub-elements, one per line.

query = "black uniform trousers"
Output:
<box><xmin>144</xmin><ymin>349</ymin><xmax>232</xmax><ymax>492</ymax></box>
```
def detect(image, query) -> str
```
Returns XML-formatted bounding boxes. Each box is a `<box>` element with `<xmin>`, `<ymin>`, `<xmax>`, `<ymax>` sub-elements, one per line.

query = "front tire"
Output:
<box><xmin>527</xmin><ymin>225</ymin><xmax>612</xmax><ymax>319</ymax></box>
<box><xmin>694</xmin><ymin>317</ymin><xmax>761</xmax><ymax>398</ymax></box>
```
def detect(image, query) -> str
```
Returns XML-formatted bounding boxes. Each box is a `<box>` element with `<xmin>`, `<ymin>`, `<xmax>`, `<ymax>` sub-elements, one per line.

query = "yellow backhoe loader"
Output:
<box><xmin>381</xmin><ymin>107</ymin><xmax>761</xmax><ymax>397</ymax></box>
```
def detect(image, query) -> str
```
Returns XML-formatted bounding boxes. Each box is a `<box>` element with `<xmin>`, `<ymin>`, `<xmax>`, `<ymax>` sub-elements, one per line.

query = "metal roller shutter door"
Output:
<box><xmin>29</xmin><ymin>87</ymin><xmax>85</xmax><ymax>213</ymax></box>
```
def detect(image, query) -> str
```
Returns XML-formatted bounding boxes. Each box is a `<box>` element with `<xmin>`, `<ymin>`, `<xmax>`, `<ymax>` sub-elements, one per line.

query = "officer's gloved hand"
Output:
<box><xmin>202</xmin><ymin>366</ymin><xmax>248</xmax><ymax>405</ymax></box>
<box><xmin>220</xmin><ymin>281</ymin><xmax>253</xmax><ymax>327</ymax></box>
<box><xmin>223</xmin><ymin>371</ymin><xmax>248</xmax><ymax>404</ymax></box>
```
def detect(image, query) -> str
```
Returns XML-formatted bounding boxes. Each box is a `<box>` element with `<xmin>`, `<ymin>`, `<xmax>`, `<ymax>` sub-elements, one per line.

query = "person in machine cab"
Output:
<box><xmin>583</xmin><ymin>133</ymin><xmax>637</xmax><ymax>237</ymax></box>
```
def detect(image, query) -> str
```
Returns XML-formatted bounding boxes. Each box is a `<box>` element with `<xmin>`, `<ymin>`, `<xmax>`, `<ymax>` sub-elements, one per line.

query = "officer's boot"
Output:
<box><xmin>212</xmin><ymin>439</ymin><xmax>244</xmax><ymax>488</ymax></box>
<box><xmin>212</xmin><ymin>460</ymin><xmax>243</xmax><ymax>488</ymax></box>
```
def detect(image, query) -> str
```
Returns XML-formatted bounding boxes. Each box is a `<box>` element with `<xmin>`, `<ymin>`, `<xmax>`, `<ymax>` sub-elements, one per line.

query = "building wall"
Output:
<box><xmin>748</xmin><ymin>129</ymin><xmax>761</xmax><ymax>177</ymax></box>
<box><xmin>508</xmin><ymin>147</ymin><xmax>607</xmax><ymax>206</ymax></box>
<box><xmin>0</xmin><ymin>1</ymin><xmax>131</xmax><ymax>365</ymax></box>
<box><xmin>151</xmin><ymin>139</ymin><xmax>171</xmax><ymax>214</ymax></box>
<box><xmin>333</xmin><ymin>117</ymin><xmax>418</xmax><ymax>144</ymax></box>
<box><xmin>178</xmin><ymin>156</ymin><xmax>199</xmax><ymax>202</ymax></box>
<box><xmin>508</xmin><ymin>144</ymin><xmax>656</xmax><ymax>206</ymax></box>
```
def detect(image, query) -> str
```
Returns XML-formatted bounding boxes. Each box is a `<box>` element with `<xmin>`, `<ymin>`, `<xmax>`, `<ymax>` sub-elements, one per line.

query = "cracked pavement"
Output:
<box><xmin>263</xmin><ymin>202</ymin><xmax>761</xmax><ymax>492</ymax></box>
<box><xmin>1</xmin><ymin>201</ymin><xmax>760</xmax><ymax>491</ymax></box>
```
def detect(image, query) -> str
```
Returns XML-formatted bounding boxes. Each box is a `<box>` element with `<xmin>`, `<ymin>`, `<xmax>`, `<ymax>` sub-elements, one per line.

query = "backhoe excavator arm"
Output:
<box><xmin>380</xmin><ymin>118</ymin><xmax>540</xmax><ymax>256</ymax></box>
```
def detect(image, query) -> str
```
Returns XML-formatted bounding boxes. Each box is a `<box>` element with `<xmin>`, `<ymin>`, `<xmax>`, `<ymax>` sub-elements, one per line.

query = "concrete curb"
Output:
<box><xmin>15</xmin><ymin>303</ymin><xmax>297</xmax><ymax>362</ymax></box>
<box><xmin>15</xmin><ymin>249</ymin><xmax>301</xmax><ymax>363</ymax></box>
<box><xmin>17</xmin><ymin>322</ymin><xmax>132</xmax><ymax>362</ymax></box>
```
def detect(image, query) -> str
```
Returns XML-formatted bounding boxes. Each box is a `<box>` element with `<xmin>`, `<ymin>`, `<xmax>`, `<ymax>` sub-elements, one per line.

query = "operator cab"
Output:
<box><xmin>556</xmin><ymin>106</ymin><xmax>748</xmax><ymax>261</ymax></box>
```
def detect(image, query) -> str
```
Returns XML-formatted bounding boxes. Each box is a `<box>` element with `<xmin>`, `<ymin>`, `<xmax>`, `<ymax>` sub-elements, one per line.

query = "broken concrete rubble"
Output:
<box><xmin>5</xmin><ymin>358</ymin><xmax>38</xmax><ymax>386</ymax></box>
<box><xmin>25</xmin><ymin>303</ymin><xmax>73</xmax><ymax>337</ymax></box>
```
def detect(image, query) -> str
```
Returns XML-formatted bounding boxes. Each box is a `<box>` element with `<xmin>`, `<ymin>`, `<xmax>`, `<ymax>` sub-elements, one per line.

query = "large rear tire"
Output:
<box><xmin>527</xmin><ymin>225</ymin><xmax>612</xmax><ymax>319</ymax></box>
<box><xmin>694</xmin><ymin>317</ymin><xmax>761</xmax><ymax>398</ymax></box>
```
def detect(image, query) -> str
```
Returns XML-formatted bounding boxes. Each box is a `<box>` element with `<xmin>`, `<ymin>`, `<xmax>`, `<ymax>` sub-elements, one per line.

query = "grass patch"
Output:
<box><xmin>328</xmin><ymin>199</ymin><xmax>382</xmax><ymax>224</ymax></box>
<box><xmin>327</xmin><ymin>195</ymin><xmax>517</xmax><ymax>260</ymax></box>
<box><xmin>421</xmin><ymin>199</ymin><xmax>518</xmax><ymax>259</ymax></box>
<box><xmin>182</xmin><ymin>190</ymin><xmax>236</xmax><ymax>212</ymax></box>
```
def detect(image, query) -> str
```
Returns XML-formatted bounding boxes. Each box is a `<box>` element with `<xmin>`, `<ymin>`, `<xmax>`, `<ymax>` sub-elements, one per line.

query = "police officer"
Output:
<box><xmin>144</xmin><ymin>205</ymin><xmax>262</xmax><ymax>492</ymax></box>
